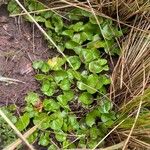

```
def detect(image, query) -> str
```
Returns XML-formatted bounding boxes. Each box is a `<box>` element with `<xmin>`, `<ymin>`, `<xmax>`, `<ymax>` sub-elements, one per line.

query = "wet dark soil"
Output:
<box><xmin>0</xmin><ymin>5</ymin><xmax>57</xmax><ymax>106</ymax></box>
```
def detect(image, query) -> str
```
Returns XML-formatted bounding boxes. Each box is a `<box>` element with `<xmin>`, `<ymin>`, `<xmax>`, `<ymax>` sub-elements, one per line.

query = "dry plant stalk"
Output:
<box><xmin>111</xmin><ymin>12</ymin><xmax>150</xmax><ymax>105</ymax></box>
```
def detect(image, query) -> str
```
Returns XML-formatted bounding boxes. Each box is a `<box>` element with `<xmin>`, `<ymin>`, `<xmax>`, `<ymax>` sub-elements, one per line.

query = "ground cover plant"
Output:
<box><xmin>3</xmin><ymin>0</ymin><xmax>122</xmax><ymax>149</ymax></box>
<box><xmin>0</xmin><ymin>0</ymin><xmax>149</xmax><ymax>149</ymax></box>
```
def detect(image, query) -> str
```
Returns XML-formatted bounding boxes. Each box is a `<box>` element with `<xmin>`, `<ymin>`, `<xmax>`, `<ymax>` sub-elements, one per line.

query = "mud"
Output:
<box><xmin>0</xmin><ymin>5</ymin><xmax>57</xmax><ymax>106</ymax></box>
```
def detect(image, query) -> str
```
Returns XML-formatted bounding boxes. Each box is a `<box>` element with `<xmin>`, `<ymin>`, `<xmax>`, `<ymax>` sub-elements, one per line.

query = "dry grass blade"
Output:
<box><xmin>121</xmin><ymin>132</ymin><xmax>150</xmax><ymax>149</ymax></box>
<box><xmin>0</xmin><ymin>76</ymin><xmax>25</xmax><ymax>84</ymax></box>
<box><xmin>111</xmin><ymin>12</ymin><xmax>150</xmax><ymax>105</ymax></box>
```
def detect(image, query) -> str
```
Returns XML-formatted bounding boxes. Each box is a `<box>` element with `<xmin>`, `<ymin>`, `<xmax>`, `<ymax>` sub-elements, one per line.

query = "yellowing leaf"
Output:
<box><xmin>47</xmin><ymin>57</ymin><xmax>65</xmax><ymax>70</ymax></box>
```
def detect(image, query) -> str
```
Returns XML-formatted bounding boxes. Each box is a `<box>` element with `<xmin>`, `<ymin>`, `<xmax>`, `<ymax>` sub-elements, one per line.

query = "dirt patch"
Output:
<box><xmin>0</xmin><ymin>5</ymin><xmax>57</xmax><ymax>106</ymax></box>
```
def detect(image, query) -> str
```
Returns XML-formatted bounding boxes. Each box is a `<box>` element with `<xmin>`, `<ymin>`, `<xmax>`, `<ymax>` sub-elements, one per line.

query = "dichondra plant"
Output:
<box><xmin>6</xmin><ymin>0</ymin><xmax>123</xmax><ymax>149</ymax></box>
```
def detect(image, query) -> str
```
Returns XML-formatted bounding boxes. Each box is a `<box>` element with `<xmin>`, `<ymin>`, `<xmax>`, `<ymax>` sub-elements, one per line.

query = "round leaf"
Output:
<box><xmin>25</xmin><ymin>92</ymin><xmax>39</xmax><ymax>105</ymax></box>
<box><xmin>55</xmin><ymin>131</ymin><xmax>66</xmax><ymax>142</ymax></box>
<box><xmin>62</xmin><ymin>30</ymin><xmax>74</xmax><ymax>37</ymax></box>
<box><xmin>38</xmin><ymin>133</ymin><xmax>50</xmax><ymax>146</ymax></box>
<box><xmin>68</xmin><ymin>56</ymin><xmax>81</xmax><ymax>70</ymax></box>
<box><xmin>79</xmin><ymin>92</ymin><xmax>93</xmax><ymax>105</ymax></box>
<box><xmin>32</xmin><ymin>60</ymin><xmax>44</xmax><ymax>70</ymax></box>
<box><xmin>86</xmin><ymin>113</ymin><xmax>95</xmax><ymax>127</ymax></box>
<box><xmin>41</xmin><ymin>81</ymin><xmax>56</xmax><ymax>96</ymax></box>
<box><xmin>59</xmin><ymin>78</ymin><xmax>71</xmax><ymax>91</ymax></box>
<box><xmin>47</xmin><ymin>57</ymin><xmax>66</xmax><ymax>70</ymax></box>
<box><xmin>65</xmin><ymin>40</ymin><xmax>79</xmax><ymax>49</ymax></box>
<box><xmin>43</xmin><ymin>99</ymin><xmax>60</xmax><ymax>112</ymax></box>
<box><xmin>50</xmin><ymin>118</ymin><xmax>63</xmax><ymax>130</ymax></box>
<box><xmin>89</xmin><ymin>59</ymin><xmax>109</xmax><ymax>73</ymax></box>
<box><xmin>15</xmin><ymin>113</ymin><xmax>30</xmax><ymax>131</ymax></box>
<box><xmin>53</xmin><ymin>70</ymin><xmax>68</xmax><ymax>83</ymax></box>
<box><xmin>33</xmin><ymin>113</ymin><xmax>51</xmax><ymax>129</ymax></box>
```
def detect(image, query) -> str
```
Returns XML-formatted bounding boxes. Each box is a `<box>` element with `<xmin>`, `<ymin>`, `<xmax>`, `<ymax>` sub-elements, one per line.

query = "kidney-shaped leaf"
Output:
<box><xmin>68</xmin><ymin>56</ymin><xmax>81</xmax><ymax>70</ymax></box>
<box><xmin>89</xmin><ymin>59</ymin><xmax>109</xmax><ymax>73</ymax></box>
<box><xmin>16</xmin><ymin>113</ymin><xmax>30</xmax><ymax>131</ymax></box>
<box><xmin>43</xmin><ymin>99</ymin><xmax>60</xmax><ymax>112</ymax></box>
<box><xmin>79</xmin><ymin>92</ymin><xmax>93</xmax><ymax>105</ymax></box>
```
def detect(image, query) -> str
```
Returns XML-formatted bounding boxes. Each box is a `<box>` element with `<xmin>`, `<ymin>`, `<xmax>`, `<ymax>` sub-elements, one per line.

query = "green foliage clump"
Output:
<box><xmin>8</xmin><ymin>0</ymin><xmax>123</xmax><ymax>55</ymax></box>
<box><xmin>6</xmin><ymin>0</ymin><xmax>123</xmax><ymax>149</ymax></box>
<box><xmin>16</xmin><ymin>54</ymin><xmax>116</xmax><ymax>149</ymax></box>
<box><xmin>0</xmin><ymin>106</ymin><xmax>17</xmax><ymax>149</ymax></box>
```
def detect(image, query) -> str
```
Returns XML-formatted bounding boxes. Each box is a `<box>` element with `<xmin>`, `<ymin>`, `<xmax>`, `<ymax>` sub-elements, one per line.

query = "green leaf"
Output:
<box><xmin>89</xmin><ymin>59</ymin><xmax>109</xmax><ymax>73</ymax></box>
<box><xmin>59</xmin><ymin>78</ymin><xmax>71</xmax><ymax>91</ymax></box>
<box><xmin>111</xmin><ymin>26</ymin><xmax>123</xmax><ymax>37</ymax></box>
<box><xmin>62</xmin><ymin>30</ymin><xmax>74</xmax><ymax>38</ymax></box>
<box><xmin>52</xmin><ymin>14</ymin><xmax>63</xmax><ymax>32</ymax></box>
<box><xmin>65</xmin><ymin>40</ymin><xmax>79</xmax><ymax>49</ymax></box>
<box><xmin>48</xmin><ymin>145</ymin><xmax>57</xmax><ymax>150</ymax></box>
<box><xmin>78</xmin><ymin>138</ymin><xmax>86</xmax><ymax>148</ymax></box>
<box><xmin>87</xmin><ymin>139</ymin><xmax>98</xmax><ymax>149</ymax></box>
<box><xmin>80</xmin><ymin>49</ymin><xmax>100</xmax><ymax>63</ymax></box>
<box><xmin>68</xmin><ymin>56</ymin><xmax>81</xmax><ymax>70</ymax></box>
<box><xmin>63</xmin><ymin>90</ymin><xmax>74</xmax><ymax>101</ymax></box>
<box><xmin>77</xmin><ymin>81</ymin><xmax>87</xmax><ymax>91</ymax></box>
<box><xmin>55</xmin><ymin>131</ymin><xmax>66</xmax><ymax>142</ymax></box>
<box><xmin>72</xmin><ymin>33</ymin><xmax>81</xmax><ymax>44</ymax></box>
<box><xmin>7</xmin><ymin>1</ymin><xmax>20</xmax><ymax>14</ymax></box>
<box><xmin>101</xmin><ymin>24</ymin><xmax>113</xmax><ymax>40</ymax></box>
<box><xmin>57</xmin><ymin>94</ymin><xmax>69</xmax><ymax>106</ymax></box>
<box><xmin>43</xmin><ymin>99</ymin><xmax>60</xmax><ymax>112</ymax></box>
<box><xmin>47</xmin><ymin>57</ymin><xmax>66</xmax><ymax>70</ymax></box>
<box><xmin>89</xmin><ymin>16</ymin><xmax>103</xmax><ymax>24</ymax></box>
<box><xmin>53</xmin><ymin>70</ymin><xmax>68</xmax><ymax>83</ymax></box>
<box><xmin>50</xmin><ymin>118</ymin><xmax>63</xmax><ymax>130</ymax></box>
<box><xmin>41</xmin><ymin>62</ymin><xmax>50</xmax><ymax>73</ymax></box>
<box><xmin>38</xmin><ymin>133</ymin><xmax>50</xmax><ymax>146</ymax></box>
<box><xmin>68</xmin><ymin>8</ymin><xmax>91</xmax><ymax>20</ymax></box>
<box><xmin>42</xmin><ymin>11</ymin><xmax>53</xmax><ymax>19</ymax></box>
<box><xmin>69</xmin><ymin>22</ymin><xmax>84</xmax><ymax>32</ymax></box>
<box><xmin>57</xmin><ymin>91</ymin><xmax>74</xmax><ymax>109</ymax></box>
<box><xmin>87</xmin><ymin>40</ymin><xmax>105</xmax><ymax>49</ymax></box>
<box><xmin>68</xmin><ymin>115</ymin><xmax>79</xmax><ymax>130</ymax></box>
<box><xmin>80</xmin><ymin>31</ymin><xmax>93</xmax><ymax>41</ymax></box>
<box><xmin>35</xmin><ymin>74</ymin><xmax>53</xmax><ymax>81</ymax></box>
<box><xmin>86</xmin><ymin>112</ymin><xmax>95</xmax><ymax>127</ymax></box>
<box><xmin>34</xmin><ymin>16</ymin><xmax>46</xmax><ymax>22</ymax></box>
<box><xmin>41</xmin><ymin>81</ymin><xmax>57</xmax><ymax>96</ymax></box>
<box><xmin>86</xmin><ymin>74</ymin><xmax>99</xmax><ymax>94</ymax></box>
<box><xmin>83</xmin><ymin>22</ymin><xmax>99</xmax><ymax>34</ymax></box>
<box><xmin>98</xmin><ymin>100</ymin><xmax>113</xmax><ymax>113</ymax></box>
<box><xmin>45</xmin><ymin>20</ymin><xmax>53</xmax><ymax>29</ymax></box>
<box><xmin>90</xmin><ymin>126</ymin><xmax>100</xmax><ymax>139</ymax></box>
<box><xmin>73</xmin><ymin>46</ymin><xmax>82</xmax><ymax>55</ymax></box>
<box><xmin>104</xmin><ymin>39</ymin><xmax>121</xmax><ymax>55</ymax></box>
<box><xmin>72</xmin><ymin>32</ymin><xmax>88</xmax><ymax>44</ymax></box>
<box><xmin>68</xmin><ymin>9</ymin><xmax>83</xmax><ymax>20</ymax></box>
<box><xmin>33</xmin><ymin>113</ymin><xmax>50</xmax><ymax>129</ymax></box>
<box><xmin>28</xmin><ymin>131</ymin><xmax>38</xmax><ymax>143</ymax></box>
<box><xmin>101</xmin><ymin>113</ymin><xmax>112</xmax><ymax>122</ymax></box>
<box><xmin>99</xmin><ymin>75</ymin><xmax>111</xmax><ymax>85</ymax></box>
<box><xmin>15</xmin><ymin>113</ymin><xmax>30</xmax><ymax>131</ymax></box>
<box><xmin>63</xmin><ymin>140</ymin><xmax>76</xmax><ymax>149</ymax></box>
<box><xmin>79</xmin><ymin>92</ymin><xmax>93</xmax><ymax>105</ymax></box>
<box><xmin>32</xmin><ymin>60</ymin><xmax>44</xmax><ymax>70</ymax></box>
<box><xmin>25</xmin><ymin>92</ymin><xmax>39</xmax><ymax>105</ymax></box>
<box><xmin>27</xmin><ymin>1</ymin><xmax>44</xmax><ymax>11</ymax></box>
<box><xmin>80</xmin><ymin>9</ymin><xmax>92</xmax><ymax>17</ymax></box>
<box><xmin>66</xmin><ymin>69</ymin><xmax>81</xmax><ymax>81</ymax></box>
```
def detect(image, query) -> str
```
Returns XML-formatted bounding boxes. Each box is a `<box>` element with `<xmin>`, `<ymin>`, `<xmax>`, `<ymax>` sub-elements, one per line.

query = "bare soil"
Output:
<box><xmin>0</xmin><ymin>5</ymin><xmax>57</xmax><ymax>106</ymax></box>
